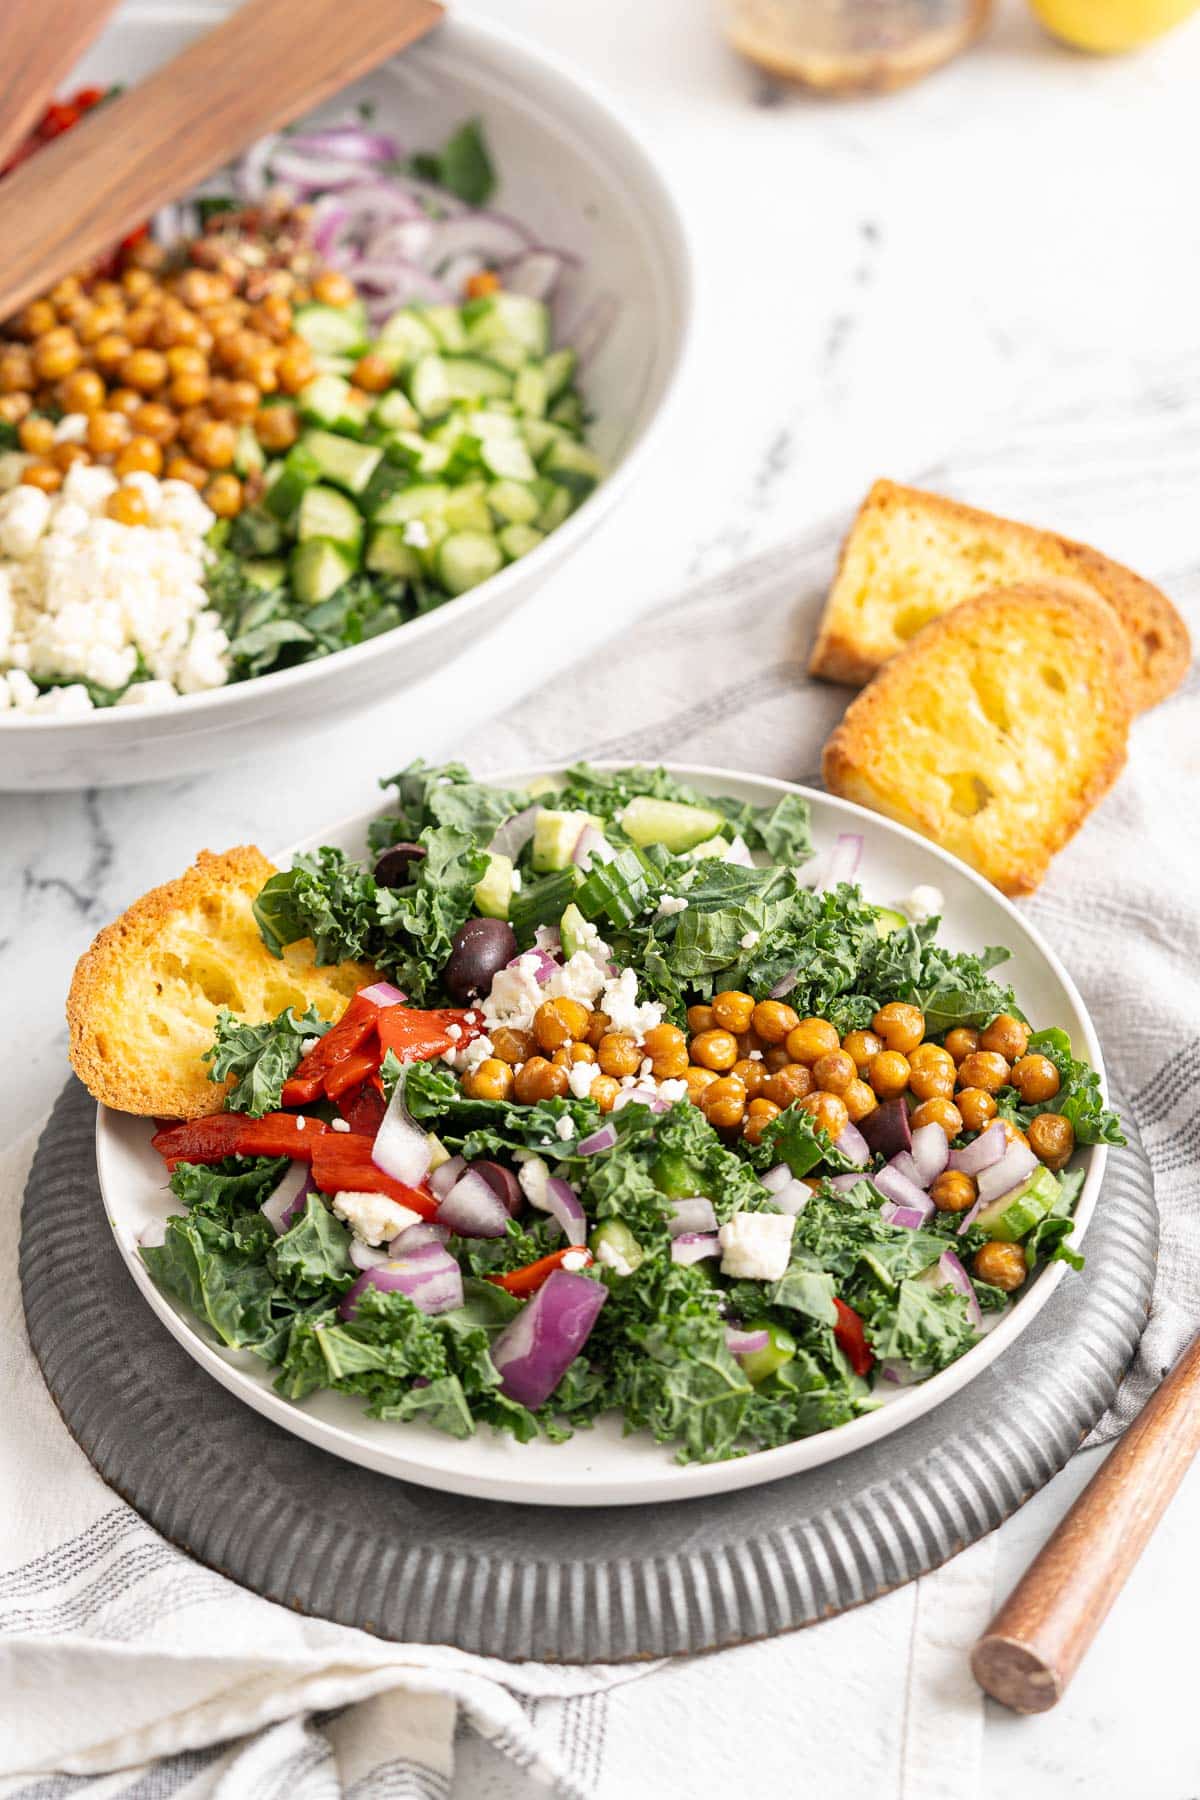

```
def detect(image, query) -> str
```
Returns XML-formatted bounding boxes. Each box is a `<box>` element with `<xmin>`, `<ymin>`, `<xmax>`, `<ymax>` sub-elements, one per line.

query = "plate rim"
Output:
<box><xmin>95</xmin><ymin>762</ymin><xmax>1108</xmax><ymax>1506</ymax></box>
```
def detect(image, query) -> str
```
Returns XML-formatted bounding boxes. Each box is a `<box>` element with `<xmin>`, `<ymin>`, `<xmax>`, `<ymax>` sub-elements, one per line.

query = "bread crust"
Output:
<box><xmin>67</xmin><ymin>846</ymin><xmax>378</xmax><ymax>1119</ymax></box>
<box><xmin>810</xmin><ymin>479</ymin><xmax>1190</xmax><ymax>711</ymax></box>
<box><xmin>821</xmin><ymin>584</ymin><xmax>1134</xmax><ymax>895</ymax></box>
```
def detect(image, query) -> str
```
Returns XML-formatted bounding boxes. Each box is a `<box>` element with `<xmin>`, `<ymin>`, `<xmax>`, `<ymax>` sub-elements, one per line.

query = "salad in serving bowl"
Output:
<box><xmin>128</xmin><ymin>761</ymin><xmax>1123</xmax><ymax>1474</ymax></box>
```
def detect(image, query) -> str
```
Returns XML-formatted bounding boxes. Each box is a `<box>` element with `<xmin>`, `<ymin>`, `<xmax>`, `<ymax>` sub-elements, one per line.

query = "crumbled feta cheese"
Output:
<box><xmin>718</xmin><ymin>1212</ymin><xmax>795</xmax><ymax>1282</ymax></box>
<box><xmin>115</xmin><ymin>679</ymin><xmax>179</xmax><ymax>709</ymax></box>
<box><xmin>332</xmin><ymin>1189</ymin><xmax>422</xmax><ymax>1246</ymax></box>
<box><xmin>53</xmin><ymin>413</ymin><xmax>88</xmax><ymax>445</ymax></box>
<box><xmin>481</xmin><ymin>950</ymin><xmax>607</xmax><ymax>1035</ymax></box>
<box><xmin>446</xmin><ymin>1022</ymin><xmax>463</xmax><ymax>1042</ymax></box>
<box><xmin>739</xmin><ymin>930</ymin><xmax>761</xmax><ymax>950</ymax></box>
<box><xmin>455</xmin><ymin>1033</ymin><xmax>494</xmax><ymax>1072</ymax></box>
<box><xmin>517</xmin><ymin>1156</ymin><xmax>550</xmax><ymax>1209</ymax></box>
<box><xmin>657</xmin><ymin>1078</ymin><xmax>688</xmax><ymax>1105</ymax></box>
<box><xmin>554</xmin><ymin>1114</ymin><xmax>575</xmax><ymax>1142</ymax></box>
<box><xmin>640</xmin><ymin>1058</ymin><xmax>653</xmax><ymax>1078</ymax></box>
<box><xmin>902</xmin><ymin>884</ymin><xmax>944</xmax><ymax>924</ymax></box>
<box><xmin>656</xmin><ymin>894</ymin><xmax>688</xmax><ymax>918</ymax></box>
<box><xmin>599</xmin><ymin>965</ymin><xmax>664</xmax><ymax>1039</ymax></box>
<box><xmin>567</xmin><ymin>1060</ymin><xmax>600</xmax><ymax>1099</ymax></box>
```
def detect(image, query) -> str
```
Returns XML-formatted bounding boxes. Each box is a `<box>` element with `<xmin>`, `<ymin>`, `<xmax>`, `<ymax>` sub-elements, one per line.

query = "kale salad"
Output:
<box><xmin>143</xmin><ymin>762</ymin><xmax>1122</xmax><ymax>1466</ymax></box>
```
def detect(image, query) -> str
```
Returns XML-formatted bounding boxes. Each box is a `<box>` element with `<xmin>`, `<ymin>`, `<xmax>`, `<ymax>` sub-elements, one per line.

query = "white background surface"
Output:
<box><xmin>5</xmin><ymin>0</ymin><xmax>1200</xmax><ymax>1790</ymax></box>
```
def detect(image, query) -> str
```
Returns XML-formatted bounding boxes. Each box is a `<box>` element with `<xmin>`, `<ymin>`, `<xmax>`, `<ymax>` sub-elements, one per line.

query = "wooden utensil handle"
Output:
<box><xmin>0</xmin><ymin>0</ymin><xmax>442</xmax><ymax>322</ymax></box>
<box><xmin>972</xmin><ymin>1327</ymin><xmax>1200</xmax><ymax>1713</ymax></box>
<box><xmin>0</xmin><ymin>0</ymin><xmax>122</xmax><ymax>171</ymax></box>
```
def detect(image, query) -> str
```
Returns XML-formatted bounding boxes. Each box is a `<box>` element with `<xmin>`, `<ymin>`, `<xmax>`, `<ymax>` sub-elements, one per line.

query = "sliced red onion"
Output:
<box><xmin>488</xmin><ymin>803</ymin><xmax>539</xmax><ymax>862</ymax></box>
<box><xmin>349</xmin><ymin>1239</ymin><xmax>392</xmax><ymax>1271</ymax></box>
<box><xmin>880</xmin><ymin>1357</ymin><xmax>922</xmax><ymax>1386</ymax></box>
<box><xmin>889</xmin><ymin>1150</ymin><xmax>926</xmax><ymax>1189</ymax></box>
<box><xmin>286</xmin><ymin>125</ymin><xmax>402</xmax><ymax>163</ymax></box>
<box><xmin>391</xmin><ymin>1220</ymin><xmax>451</xmax><ymax>1253</ymax></box>
<box><xmin>768</xmin><ymin>1178</ymin><xmax>814</xmax><ymax>1217</ymax></box>
<box><xmin>577</xmin><ymin>1123</ymin><xmax>618</xmax><ymax>1156</ymax></box>
<box><xmin>976</xmin><ymin>1141</ymin><xmax>1038</xmax><ymax>1207</ymax></box>
<box><xmin>859</xmin><ymin>1097</ymin><xmax>913</xmax><ymax>1160</ymax></box>
<box><xmin>910</xmin><ymin>1122</ymin><xmax>950</xmax><ymax>1187</ymax></box>
<box><xmin>490</xmin><ymin>1267</ymin><xmax>607</xmax><ymax>1410</ymax></box>
<box><xmin>573</xmin><ymin>825</ymin><xmax>615</xmax><ymax>870</ymax></box>
<box><xmin>932</xmin><ymin>1249</ymin><xmax>984</xmax><ymax>1329</ymax></box>
<box><xmin>260</xmin><ymin>1162</ymin><xmax>311</xmax><ymax>1235</ymax></box>
<box><xmin>726</xmin><ymin>1326</ymin><xmax>770</xmax><ymax>1358</ymax></box>
<box><xmin>429</xmin><ymin>1154</ymin><xmax>466</xmax><ymax>1200</ymax></box>
<box><xmin>137</xmin><ymin>1217</ymin><xmax>168</xmax><ymax>1250</ymax></box>
<box><xmin>760</xmin><ymin>1164</ymin><xmax>794</xmax><ymax>1195</ymax></box>
<box><xmin>873</xmin><ymin>1163</ymin><xmax>932</xmax><ymax>1213</ymax></box>
<box><xmin>359</xmin><ymin>980</ymin><xmax>407</xmax><ymax>1008</ymax></box>
<box><xmin>957</xmin><ymin>1196</ymin><xmax>985</xmax><ymax>1236</ymax></box>
<box><xmin>353</xmin><ymin>262</ymin><xmax>455</xmax><ymax>315</ymax></box>
<box><xmin>613</xmin><ymin>1086</ymin><xmax>671</xmax><ymax>1114</ymax></box>
<box><xmin>835</xmin><ymin>1122</ymin><xmax>871</xmax><ymax>1168</ymax></box>
<box><xmin>235</xmin><ymin>133</ymin><xmax>280</xmax><ymax>202</ymax></box>
<box><xmin>500</xmin><ymin>247</ymin><xmax>573</xmax><ymax>301</ymax></box>
<box><xmin>666</xmin><ymin>1197</ymin><xmax>718</xmax><ymax>1237</ymax></box>
<box><xmin>270</xmin><ymin>146</ymin><xmax>386</xmax><ymax>193</ymax></box>
<box><xmin>437</xmin><ymin>1169</ymin><xmax>510</xmax><ymax>1238</ymax></box>
<box><xmin>471</xmin><ymin>1160</ymin><xmax>523</xmax><ymax>1216</ymax></box>
<box><xmin>529</xmin><ymin>1174</ymin><xmax>587</xmax><ymax>1248</ymax></box>
<box><xmin>768</xmin><ymin>969</ymin><xmax>800</xmax><ymax>999</ymax></box>
<box><xmin>816</xmin><ymin>833</ymin><xmax>864</xmax><ymax>893</ymax></box>
<box><xmin>671</xmin><ymin>1231</ymin><xmax>721</xmax><ymax>1264</ymax></box>
<box><xmin>338</xmin><ymin>1246</ymin><xmax>464</xmax><ymax>1321</ymax></box>
<box><xmin>879</xmin><ymin>1199</ymin><xmax>936</xmax><ymax>1230</ymax></box>
<box><xmin>948</xmin><ymin>1119</ymin><xmax>1008</xmax><ymax>1176</ymax></box>
<box><xmin>427</xmin><ymin>209</ymin><xmax>532</xmax><ymax>272</ymax></box>
<box><xmin>371</xmin><ymin>1075</ymin><xmax>432</xmax><ymax>1188</ymax></box>
<box><xmin>505</xmin><ymin>945</ymin><xmax>559</xmax><ymax>985</ymax></box>
<box><xmin>828</xmin><ymin>1171</ymin><xmax>871</xmax><ymax>1193</ymax></box>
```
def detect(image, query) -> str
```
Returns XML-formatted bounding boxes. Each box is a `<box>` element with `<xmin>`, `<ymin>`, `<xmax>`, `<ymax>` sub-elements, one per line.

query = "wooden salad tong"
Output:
<box><xmin>973</xmin><ymin>1326</ymin><xmax>1200</xmax><ymax>1711</ymax></box>
<box><xmin>0</xmin><ymin>0</ymin><xmax>122</xmax><ymax>171</ymax></box>
<box><xmin>0</xmin><ymin>0</ymin><xmax>443</xmax><ymax>322</ymax></box>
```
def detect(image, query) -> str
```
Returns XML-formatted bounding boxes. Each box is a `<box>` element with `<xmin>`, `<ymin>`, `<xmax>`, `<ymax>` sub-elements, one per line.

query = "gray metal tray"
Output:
<box><xmin>20</xmin><ymin>1079</ymin><xmax>1155</xmax><ymax>1663</ymax></box>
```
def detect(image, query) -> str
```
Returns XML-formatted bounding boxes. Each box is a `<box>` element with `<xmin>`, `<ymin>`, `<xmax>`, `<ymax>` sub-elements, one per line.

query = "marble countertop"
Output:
<box><xmin>5</xmin><ymin>0</ymin><xmax>1200</xmax><ymax>1790</ymax></box>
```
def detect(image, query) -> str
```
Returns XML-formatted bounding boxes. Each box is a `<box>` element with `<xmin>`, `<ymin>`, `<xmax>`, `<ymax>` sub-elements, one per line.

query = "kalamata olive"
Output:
<box><xmin>444</xmin><ymin>917</ymin><xmax>517</xmax><ymax>1002</ymax></box>
<box><xmin>857</xmin><ymin>1095</ymin><xmax>912</xmax><ymax>1159</ymax></box>
<box><xmin>471</xmin><ymin>1160</ymin><xmax>523</xmax><ymax>1216</ymax></box>
<box><xmin>373</xmin><ymin>841</ymin><xmax>425</xmax><ymax>887</ymax></box>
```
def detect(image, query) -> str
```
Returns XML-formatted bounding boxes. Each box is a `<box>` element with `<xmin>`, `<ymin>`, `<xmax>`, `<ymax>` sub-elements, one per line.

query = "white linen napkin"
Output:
<box><xmin>7</xmin><ymin>345</ymin><xmax>1200</xmax><ymax>1796</ymax></box>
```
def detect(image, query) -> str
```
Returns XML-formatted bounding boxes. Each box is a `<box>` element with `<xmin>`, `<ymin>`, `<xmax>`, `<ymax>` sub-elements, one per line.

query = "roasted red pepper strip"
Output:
<box><xmin>832</xmin><ymin>1297</ymin><xmax>874</xmax><ymax>1377</ymax></box>
<box><xmin>488</xmin><ymin>1246</ymin><xmax>593</xmax><ymax>1298</ymax></box>
<box><xmin>152</xmin><ymin>1111</ymin><xmax>328</xmax><ymax>1170</ymax></box>
<box><xmin>281</xmin><ymin>991</ymin><xmax>381</xmax><ymax>1106</ymax></box>
<box><xmin>376</xmin><ymin>1005</ymin><xmax>480</xmax><ymax>1065</ymax></box>
<box><xmin>323</xmin><ymin>1044</ymin><xmax>382</xmax><ymax>1101</ymax></box>
<box><xmin>310</xmin><ymin>1133</ymin><xmax>438</xmax><ymax>1218</ymax></box>
<box><xmin>337</xmin><ymin>1082</ymin><xmax>387</xmax><ymax>1138</ymax></box>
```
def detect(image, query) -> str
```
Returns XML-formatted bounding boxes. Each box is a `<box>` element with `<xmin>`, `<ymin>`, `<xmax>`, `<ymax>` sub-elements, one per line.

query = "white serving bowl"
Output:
<box><xmin>0</xmin><ymin>5</ymin><xmax>691</xmax><ymax>790</ymax></box>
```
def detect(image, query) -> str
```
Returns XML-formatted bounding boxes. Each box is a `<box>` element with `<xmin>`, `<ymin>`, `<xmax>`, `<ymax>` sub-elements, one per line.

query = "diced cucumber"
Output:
<box><xmin>290</xmin><ymin>537</ymin><xmax>355</xmax><ymax>605</ymax></box>
<box><xmin>464</xmin><ymin>292</ymin><xmax>550</xmax><ymax>357</ymax></box>
<box><xmin>651</xmin><ymin>1149</ymin><xmax>708</xmax><ymax>1200</ymax></box>
<box><xmin>480</xmin><ymin>434</ymin><xmax>537</xmax><ymax>482</ymax></box>
<box><xmin>298</xmin><ymin>373</ymin><xmax>370</xmax><ymax>436</ymax></box>
<box><xmin>509</xmin><ymin>867</ymin><xmax>581</xmax><ymax>944</ymax></box>
<box><xmin>376</xmin><ymin>309</ymin><xmax>440</xmax><ymax>364</ymax></box>
<box><xmin>371</xmin><ymin>389</ymin><xmax>420</xmax><ymax>434</ymax></box>
<box><xmin>441</xmin><ymin>485</ymin><xmax>493</xmax><ymax>534</ymax></box>
<box><xmin>229</xmin><ymin>506</ymin><xmax>284</xmax><ymax>556</ymax></box>
<box><xmin>384</xmin><ymin>431</ymin><xmax>450</xmax><ymax>477</ymax></box>
<box><xmin>441</xmin><ymin>355</ymin><xmax>513</xmax><ymax>401</ymax></box>
<box><xmin>543</xmin><ymin>436</ymin><xmax>603</xmax><ymax>499</ymax></box>
<box><xmin>292</xmin><ymin>302</ymin><xmax>369</xmax><ymax>359</ymax></box>
<box><xmin>688</xmin><ymin>834</ymin><xmax>732</xmax><ymax>861</ymax></box>
<box><xmin>558</xmin><ymin>902</ymin><xmax>594</xmax><ymax>959</ymax></box>
<box><xmin>589</xmin><ymin>1219</ymin><xmax>644</xmax><ymax>1277</ymax></box>
<box><xmin>242</xmin><ymin>557</ymin><xmax>287</xmax><ymax>592</ymax></box>
<box><xmin>426</xmin><ymin>1132</ymin><xmax>451</xmax><ymax>1173</ymax></box>
<box><xmin>233</xmin><ymin>424</ymin><xmax>264</xmax><ymax>477</ymax></box>
<box><xmin>542</xmin><ymin>347</ymin><xmax>577</xmax><ymax>401</ymax></box>
<box><xmin>474</xmin><ymin>852</ymin><xmax>514</xmax><ymax>919</ymax></box>
<box><xmin>296</xmin><ymin>484</ymin><xmax>363</xmax><ymax>557</ymax></box>
<box><xmin>874</xmin><ymin>907</ymin><xmax>909</xmax><ymax>937</ymax></box>
<box><xmin>549</xmin><ymin>390</ymin><xmax>585</xmax><ymax>433</ymax></box>
<box><xmin>737</xmin><ymin>1322</ymin><xmax>797</xmax><ymax>1386</ymax></box>
<box><xmin>975</xmin><ymin>1166</ymin><xmax>1061</xmax><ymax>1242</ymax></box>
<box><xmin>264</xmin><ymin>442</ymin><xmax>323</xmax><ymax>520</ymax></box>
<box><xmin>435</xmin><ymin>530</ymin><xmax>504</xmax><ymax>595</ymax></box>
<box><xmin>523</xmin><ymin>418</ymin><xmax>567</xmax><ymax>461</ymax></box>
<box><xmin>461</xmin><ymin>407</ymin><xmax>521</xmax><ymax>439</ymax></box>
<box><xmin>487</xmin><ymin>479</ymin><xmax>540</xmax><ymax>526</ymax></box>
<box><xmin>513</xmin><ymin>365</ymin><xmax>549</xmax><ymax>418</ymax></box>
<box><xmin>418</xmin><ymin>304</ymin><xmax>469</xmax><ymax>352</ymax></box>
<box><xmin>365</xmin><ymin>525</ymin><xmax>422</xmax><ymax>581</ymax></box>
<box><xmin>620</xmin><ymin>795</ymin><xmax>727</xmax><ymax>854</ymax></box>
<box><xmin>299</xmin><ymin>429</ymin><xmax>382</xmax><ymax>497</ymax></box>
<box><xmin>312</xmin><ymin>353</ymin><xmax>356</xmax><ymax>378</ymax></box>
<box><xmin>537</xmin><ymin>485</ymin><xmax>573</xmax><ymax>532</ymax></box>
<box><xmin>532</xmin><ymin>809</ymin><xmax>600</xmax><ymax>873</ymax></box>
<box><xmin>374</xmin><ymin>483</ymin><xmax>450</xmax><ymax>524</ymax></box>
<box><xmin>407</xmin><ymin>354</ymin><xmax>452</xmax><ymax>420</ymax></box>
<box><xmin>475</xmin><ymin>335</ymin><xmax>530</xmax><ymax>374</ymax></box>
<box><xmin>498</xmin><ymin>522</ymin><xmax>544</xmax><ymax>561</ymax></box>
<box><xmin>358</xmin><ymin>460</ymin><xmax>413</xmax><ymax>519</ymax></box>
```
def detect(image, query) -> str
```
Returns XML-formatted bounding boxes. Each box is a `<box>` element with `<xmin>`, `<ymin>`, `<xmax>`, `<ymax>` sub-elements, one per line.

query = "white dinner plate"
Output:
<box><xmin>96</xmin><ymin>765</ymin><xmax>1108</xmax><ymax>1505</ymax></box>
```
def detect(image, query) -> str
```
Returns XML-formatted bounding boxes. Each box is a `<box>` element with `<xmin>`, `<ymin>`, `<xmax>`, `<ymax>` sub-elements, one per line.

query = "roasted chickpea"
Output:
<box><xmin>33</xmin><ymin>333</ymin><xmax>81</xmax><ymax>382</ymax></box>
<box><xmin>590</xmin><ymin>1074</ymin><xmax>620</xmax><ymax>1113</ymax></box>
<box><xmin>250</xmin><ymin>294</ymin><xmax>293</xmax><ymax>340</ymax></box>
<box><xmin>585</xmin><ymin>1009</ymin><xmax>611</xmax><ymax>1049</ymax></box>
<box><xmin>164</xmin><ymin>454</ymin><xmax>208</xmax><ymax>489</ymax></box>
<box><xmin>980</xmin><ymin>1014</ymin><xmax>1030</xmax><ymax>1063</ymax></box>
<box><xmin>462</xmin><ymin>1057</ymin><xmax>515</xmax><ymax>1102</ymax></box>
<box><xmin>812</xmin><ymin>1048</ymin><xmax>856</xmax><ymax>1096</ymax></box>
<box><xmin>700</xmin><ymin>1074</ymin><xmax>747</xmax><ymax>1130</ymax></box>
<box><xmin>59</xmin><ymin>369</ymin><xmax>106</xmax><ymax>415</ymax></box>
<box><xmin>130</xmin><ymin>402</ymin><xmax>178</xmax><ymax>446</ymax></box>
<box><xmin>742</xmin><ymin>1097</ymin><xmax>781</xmax><ymax>1145</ymax></box>
<box><xmin>0</xmin><ymin>346</ymin><xmax>35</xmax><ymax>392</ymax></box>
<box><xmin>798</xmin><ymin>1090</ymin><xmax>850</xmax><ymax>1141</ymax></box>
<box><xmin>735</xmin><ymin>1029</ymin><xmax>766</xmax><ymax>1060</ymax></box>
<box><xmin>751</xmin><ymin>999</ymin><xmax>799</xmax><ymax>1044</ymax></box>
<box><xmin>732</xmin><ymin>1057</ymin><xmax>766</xmax><ymax>1099</ymax></box>
<box><xmin>166</xmin><ymin>345</ymin><xmax>208</xmax><ymax>378</ymax></box>
<box><xmin>552</xmin><ymin>1042</ymin><xmax>596</xmax><ymax>1068</ymax></box>
<box><xmin>909</xmin><ymin>1042</ymin><xmax>955</xmax><ymax>1074</ymax></box>
<box><xmin>222</xmin><ymin>378</ymin><xmax>262</xmax><ymax>423</ymax></box>
<box><xmin>119</xmin><ymin>348</ymin><xmax>168</xmax><ymax>393</ymax></box>
<box><xmin>763</xmin><ymin>1062</ymin><xmax>815</xmax><ymax>1108</ymax></box>
<box><xmin>17</xmin><ymin>299</ymin><xmax>57</xmax><ymax>338</ymax></box>
<box><xmin>84</xmin><ymin>410</ymin><xmax>129</xmax><ymax>458</ymax></box>
<box><xmin>956</xmin><ymin>1051</ymin><xmax>1011</xmax><ymax>1095</ymax></box>
<box><xmin>763</xmin><ymin>1044</ymin><xmax>792</xmax><ymax>1073</ymax></box>
<box><xmin>686</xmin><ymin>1004</ymin><xmax>716</xmax><ymax>1035</ymax></box>
<box><xmin>170</xmin><ymin>372</ymin><xmax>211</xmax><ymax>409</ymax></box>
<box><xmin>92</xmin><ymin>333</ymin><xmax>133</xmax><ymax>374</ymax></box>
<box><xmin>204</xmin><ymin>473</ymin><xmax>243</xmax><ymax>518</ymax></box>
<box><xmin>105</xmin><ymin>485</ymin><xmax>151</xmax><ymax>527</ymax></box>
<box><xmin>597</xmin><ymin>1032</ymin><xmax>643</xmax><ymax>1079</ymax></box>
<box><xmin>276</xmin><ymin>345</ymin><xmax>315</xmax><ymax>393</ymax></box>
<box><xmin>115</xmin><ymin>436</ymin><xmax>163</xmax><ymax>478</ymax></box>
<box><xmin>20</xmin><ymin>460</ymin><xmax>61</xmax><ymax>492</ymax></box>
<box><xmin>351</xmin><ymin>352</ymin><xmax>393</xmax><ymax>393</ymax></box>
<box><xmin>643</xmin><ymin>1022</ymin><xmax>689</xmax><ymax>1080</ymax></box>
<box><xmin>77</xmin><ymin>305</ymin><xmax>125</xmax><ymax>346</ymax></box>
<box><xmin>909</xmin><ymin>1062</ymin><xmax>956</xmax><ymax>1103</ymax></box>
<box><xmin>973</xmin><ymin>1242</ymin><xmax>1028</xmax><ymax>1292</ymax></box>
<box><xmin>190</xmin><ymin>419</ymin><xmax>237</xmax><ymax>470</ymax></box>
<box><xmin>513</xmin><ymin>1056</ymin><xmax>568</xmax><ymax>1103</ymax></box>
<box><xmin>998</xmin><ymin>1119</ymin><xmax>1032</xmax><ymax>1153</ymax></box>
<box><xmin>843</xmin><ymin>1078</ymin><xmax>878</xmax><ymax>1124</ymax></box>
<box><xmin>151</xmin><ymin>306</ymin><xmax>204</xmax><ymax>351</ymax></box>
<box><xmin>910</xmin><ymin>1097</ymin><xmax>964</xmax><ymax>1139</ymax></box>
<box><xmin>533</xmin><ymin>996</ymin><xmax>591</xmax><ymax>1053</ymax></box>
<box><xmin>711</xmin><ymin>990</ymin><xmax>755</xmax><ymax>1034</ymax></box>
<box><xmin>868</xmin><ymin>1050</ymin><xmax>911</xmax><ymax>1099</ymax></box>
<box><xmin>107</xmin><ymin>386</ymin><xmax>143</xmax><ymax>418</ymax></box>
<box><xmin>842</xmin><ymin>1029</ymin><xmax>883</xmax><ymax>1074</ymax></box>
<box><xmin>312</xmin><ymin>269</ymin><xmax>357</xmax><ymax>306</ymax></box>
<box><xmin>0</xmin><ymin>393</ymin><xmax>31</xmax><ymax>425</ymax></box>
<box><xmin>957</xmin><ymin>1087</ymin><xmax>998</xmax><ymax>1133</ymax></box>
<box><xmin>52</xmin><ymin>443</ymin><xmax>90</xmax><ymax>473</ymax></box>
<box><xmin>785</xmin><ymin>1018</ymin><xmax>840</xmax><ymax>1066</ymax></box>
<box><xmin>1010</xmin><ymin>1054</ymin><xmax>1060</xmax><ymax>1104</ymax></box>
<box><xmin>491</xmin><ymin>1027</ymin><xmax>535</xmax><ymax>1066</ymax></box>
<box><xmin>1027</xmin><ymin>1112</ymin><xmax>1075</xmax><ymax>1172</ymax></box>
<box><xmin>930</xmin><ymin>1169</ymin><xmax>977</xmax><ymax>1214</ymax></box>
<box><xmin>683</xmin><ymin>1065</ymin><xmax>718</xmax><ymax>1104</ymax></box>
<box><xmin>871</xmin><ymin>1002</ymin><xmax>926</xmax><ymax>1054</ymax></box>
<box><xmin>121</xmin><ymin>267</ymin><xmax>154</xmax><ymax>300</ymax></box>
<box><xmin>18</xmin><ymin>416</ymin><xmax>55</xmax><ymax>457</ymax></box>
<box><xmin>689</xmin><ymin>1028</ymin><xmax>739</xmax><ymax>1072</ymax></box>
<box><xmin>254</xmin><ymin>403</ymin><xmax>299</xmax><ymax>452</ymax></box>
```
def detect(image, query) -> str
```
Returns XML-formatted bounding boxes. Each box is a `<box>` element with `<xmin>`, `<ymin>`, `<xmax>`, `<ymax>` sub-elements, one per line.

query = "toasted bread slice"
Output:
<box><xmin>68</xmin><ymin>846</ymin><xmax>378</xmax><ymax>1120</ymax></box>
<box><xmin>821</xmin><ymin>585</ymin><xmax>1133</xmax><ymax>895</ymax></box>
<box><xmin>810</xmin><ymin>480</ymin><xmax>1190</xmax><ymax>711</ymax></box>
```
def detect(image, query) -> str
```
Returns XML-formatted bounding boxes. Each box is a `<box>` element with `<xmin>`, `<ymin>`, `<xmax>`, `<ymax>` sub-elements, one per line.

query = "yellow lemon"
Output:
<box><xmin>1028</xmin><ymin>0</ymin><xmax>1200</xmax><ymax>51</ymax></box>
